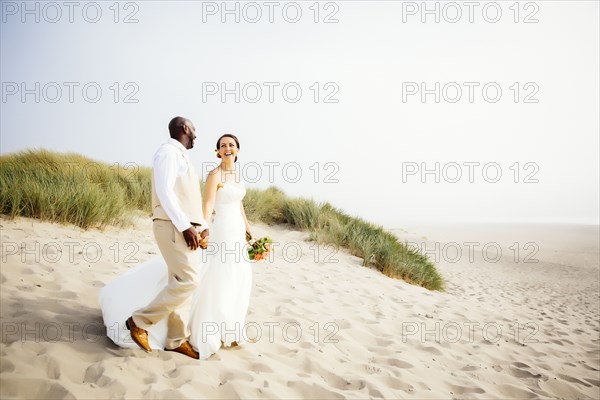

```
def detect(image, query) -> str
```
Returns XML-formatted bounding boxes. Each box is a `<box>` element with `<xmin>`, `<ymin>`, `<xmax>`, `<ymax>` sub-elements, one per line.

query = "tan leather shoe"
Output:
<box><xmin>125</xmin><ymin>316</ymin><xmax>152</xmax><ymax>353</ymax></box>
<box><xmin>165</xmin><ymin>341</ymin><xmax>199</xmax><ymax>359</ymax></box>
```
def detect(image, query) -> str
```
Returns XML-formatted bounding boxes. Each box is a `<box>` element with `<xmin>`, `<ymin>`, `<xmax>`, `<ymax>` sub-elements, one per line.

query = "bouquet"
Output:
<box><xmin>247</xmin><ymin>234</ymin><xmax>273</xmax><ymax>261</ymax></box>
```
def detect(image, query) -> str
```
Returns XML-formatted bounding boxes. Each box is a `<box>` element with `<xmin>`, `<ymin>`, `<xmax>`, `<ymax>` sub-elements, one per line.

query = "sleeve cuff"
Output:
<box><xmin>174</xmin><ymin>221</ymin><xmax>193</xmax><ymax>233</ymax></box>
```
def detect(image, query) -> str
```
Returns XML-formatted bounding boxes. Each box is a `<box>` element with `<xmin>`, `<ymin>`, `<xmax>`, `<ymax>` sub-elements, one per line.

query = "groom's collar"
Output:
<box><xmin>168</xmin><ymin>138</ymin><xmax>187</xmax><ymax>153</ymax></box>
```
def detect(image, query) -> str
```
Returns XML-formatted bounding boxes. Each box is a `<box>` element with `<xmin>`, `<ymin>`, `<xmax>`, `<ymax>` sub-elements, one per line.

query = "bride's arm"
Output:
<box><xmin>240</xmin><ymin>202</ymin><xmax>253</xmax><ymax>239</ymax></box>
<box><xmin>203</xmin><ymin>170</ymin><xmax>218</xmax><ymax>226</ymax></box>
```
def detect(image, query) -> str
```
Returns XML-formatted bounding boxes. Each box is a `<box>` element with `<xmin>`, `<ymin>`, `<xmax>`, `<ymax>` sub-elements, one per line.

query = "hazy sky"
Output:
<box><xmin>1</xmin><ymin>0</ymin><xmax>598</xmax><ymax>226</ymax></box>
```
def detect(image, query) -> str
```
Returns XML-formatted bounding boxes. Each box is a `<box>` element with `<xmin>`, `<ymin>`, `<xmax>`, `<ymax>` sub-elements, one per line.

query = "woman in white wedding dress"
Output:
<box><xmin>99</xmin><ymin>134</ymin><xmax>253</xmax><ymax>360</ymax></box>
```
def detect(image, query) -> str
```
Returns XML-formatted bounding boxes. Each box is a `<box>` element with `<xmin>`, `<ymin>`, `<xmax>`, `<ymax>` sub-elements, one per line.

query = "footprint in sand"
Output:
<box><xmin>220</xmin><ymin>370</ymin><xmax>254</xmax><ymax>384</ymax></box>
<box><xmin>382</xmin><ymin>376</ymin><xmax>414</xmax><ymax>392</ymax></box>
<box><xmin>20</xmin><ymin>268</ymin><xmax>36</xmax><ymax>275</ymax></box>
<box><xmin>55</xmin><ymin>290</ymin><xmax>78</xmax><ymax>299</ymax></box>
<box><xmin>0</xmin><ymin>358</ymin><xmax>15</xmax><ymax>373</ymax></box>
<box><xmin>418</xmin><ymin>345</ymin><xmax>443</xmax><ymax>356</ymax></box>
<box><xmin>512</xmin><ymin>362</ymin><xmax>530</xmax><ymax>368</ymax></box>
<box><xmin>45</xmin><ymin>357</ymin><xmax>61</xmax><ymax>379</ymax></box>
<box><xmin>558</xmin><ymin>373</ymin><xmax>592</xmax><ymax>387</ymax></box>
<box><xmin>250</xmin><ymin>362</ymin><xmax>274</xmax><ymax>373</ymax></box>
<box><xmin>448</xmin><ymin>384</ymin><xmax>485</xmax><ymax>395</ymax></box>
<box><xmin>504</xmin><ymin>382</ymin><xmax>547</xmax><ymax>398</ymax></box>
<box><xmin>84</xmin><ymin>363</ymin><xmax>107</xmax><ymax>386</ymax></box>
<box><xmin>298</xmin><ymin>341</ymin><xmax>315</xmax><ymax>350</ymax></box>
<box><xmin>509</xmin><ymin>366</ymin><xmax>543</xmax><ymax>379</ymax></box>
<box><xmin>386</xmin><ymin>358</ymin><xmax>414</xmax><ymax>369</ymax></box>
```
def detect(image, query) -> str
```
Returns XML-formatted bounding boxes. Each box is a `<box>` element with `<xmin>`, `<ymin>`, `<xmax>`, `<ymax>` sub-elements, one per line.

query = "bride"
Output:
<box><xmin>99</xmin><ymin>133</ymin><xmax>253</xmax><ymax>360</ymax></box>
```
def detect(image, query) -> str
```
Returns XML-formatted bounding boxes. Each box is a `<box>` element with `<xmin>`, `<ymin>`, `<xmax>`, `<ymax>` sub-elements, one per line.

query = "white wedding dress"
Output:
<box><xmin>98</xmin><ymin>181</ymin><xmax>252</xmax><ymax>359</ymax></box>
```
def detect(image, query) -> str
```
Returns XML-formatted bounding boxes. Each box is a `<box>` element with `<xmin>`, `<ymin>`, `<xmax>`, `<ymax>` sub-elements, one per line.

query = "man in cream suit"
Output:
<box><xmin>126</xmin><ymin>116</ymin><xmax>209</xmax><ymax>359</ymax></box>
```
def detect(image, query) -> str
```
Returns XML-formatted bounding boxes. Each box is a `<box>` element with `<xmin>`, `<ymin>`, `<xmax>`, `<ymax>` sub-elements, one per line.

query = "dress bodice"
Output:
<box><xmin>213</xmin><ymin>181</ymin><xmax>246</xmax><ymax>213</ymax></box>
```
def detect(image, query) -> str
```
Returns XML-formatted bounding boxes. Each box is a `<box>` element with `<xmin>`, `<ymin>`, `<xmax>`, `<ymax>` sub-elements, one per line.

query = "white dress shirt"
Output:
<box><xmin>153</xmin><ymin>138</ymin><xmax>208</xmax><ymax>233</ymax></box>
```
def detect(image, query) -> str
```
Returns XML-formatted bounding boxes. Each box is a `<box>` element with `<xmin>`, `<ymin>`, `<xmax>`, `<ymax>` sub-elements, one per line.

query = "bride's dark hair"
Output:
<box><xmin>216</xmin><ymin>134</ymin><xmax>240</xmax><ymax>162</ymax></box>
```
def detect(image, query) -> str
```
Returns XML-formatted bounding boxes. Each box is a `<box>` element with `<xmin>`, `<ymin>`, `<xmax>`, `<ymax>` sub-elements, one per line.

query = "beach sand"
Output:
<box><xmin>1</xmin><ymin>216</ymin><xmax>598</xmax><ymax>399</ymax></box>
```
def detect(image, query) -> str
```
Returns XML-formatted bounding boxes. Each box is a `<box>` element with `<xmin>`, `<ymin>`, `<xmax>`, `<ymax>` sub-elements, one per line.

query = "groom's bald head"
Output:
<box><xmin>168</xmin><ymin>116</ymin><xmax>189</xmax><ymax>138</ymax></box>
<box><xmin>169</xmin><ymin>116</ymin><xmax>197</xmax><ymax>150</ymax></box>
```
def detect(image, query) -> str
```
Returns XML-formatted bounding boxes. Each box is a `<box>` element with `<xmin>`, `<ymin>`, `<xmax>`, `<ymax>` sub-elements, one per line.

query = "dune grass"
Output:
<box><xmin>0</xmin><ymin>149</ymin><xmax>443</xmax><ymax>290</ymax></box>
<box><xmin>0</xmin><ymin>149</ymin><xmax>152</xmax><ymax>229</ymax></box>
<box><xmin>243</xmin><ymin>188</ymin><xmax>444</xmax><ymax>290</ymax></box>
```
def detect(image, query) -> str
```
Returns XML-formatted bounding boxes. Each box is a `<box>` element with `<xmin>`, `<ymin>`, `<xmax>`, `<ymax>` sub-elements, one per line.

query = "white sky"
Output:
<box><xmin>1</xmin><ymin>0</ymin><xmax>599</xmax><ymax>226</ymax></box>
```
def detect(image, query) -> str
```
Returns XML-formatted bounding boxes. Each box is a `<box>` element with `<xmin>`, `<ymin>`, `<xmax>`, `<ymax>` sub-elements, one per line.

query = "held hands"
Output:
<box><xmin>182</xmin><ymin>227</ymin><xmax>210</xmax><ymax>250</ymax></box>
<box><xmin>198</xmin><ymin>228</ymin><xmax>209</xmax><ymax>250</ymax></box>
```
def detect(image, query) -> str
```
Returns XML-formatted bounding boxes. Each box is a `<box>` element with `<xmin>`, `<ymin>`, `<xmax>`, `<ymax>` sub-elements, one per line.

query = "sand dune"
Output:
<box><xmin>1</xmin><ymin>217</ymin><xmax>598</xmax><ymax>399</ymax></box>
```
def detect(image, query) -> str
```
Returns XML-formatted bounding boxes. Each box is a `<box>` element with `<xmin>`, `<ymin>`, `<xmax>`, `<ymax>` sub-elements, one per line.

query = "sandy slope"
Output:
<box><xmin>1</xmin><ymin>217</ymin><xmax>598</xmax><ymax>399</ymax></box>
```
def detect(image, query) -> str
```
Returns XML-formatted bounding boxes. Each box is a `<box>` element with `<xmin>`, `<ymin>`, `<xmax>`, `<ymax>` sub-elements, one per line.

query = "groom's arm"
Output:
<box><xmin>153</xmin><ymin>148</ymin><xmax>193</xmax><ymax>233</ymax></box>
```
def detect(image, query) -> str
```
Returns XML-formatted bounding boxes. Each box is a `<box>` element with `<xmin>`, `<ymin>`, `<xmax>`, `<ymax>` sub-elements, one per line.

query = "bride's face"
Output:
<box><xmin>218</xmin><ymin>137</ymin><xmax>239</xmax><ymax>161</ymax></box>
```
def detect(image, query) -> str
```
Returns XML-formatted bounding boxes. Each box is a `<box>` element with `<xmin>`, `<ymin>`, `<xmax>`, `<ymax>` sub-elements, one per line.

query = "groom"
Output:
<box><xmin>126</xmin><ymin>116</ymin><xmax>209</xmax><ymax>359</ymax></box>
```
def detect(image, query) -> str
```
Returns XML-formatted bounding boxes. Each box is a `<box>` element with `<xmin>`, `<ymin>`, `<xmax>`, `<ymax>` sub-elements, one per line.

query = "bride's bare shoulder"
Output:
<box><xmin>205</xmin><ymin>167</ymin><xmax>221</xmax><ymax>184</ymax></box>
<box><xmin>206</xmin><ymin>166</ymin><xmax>220</xmax><ymax>177</ymax></box>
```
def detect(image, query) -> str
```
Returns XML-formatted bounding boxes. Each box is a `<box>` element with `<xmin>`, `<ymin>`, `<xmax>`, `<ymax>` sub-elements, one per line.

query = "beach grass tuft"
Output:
<box><xmin>0</xmin><ymin>149</ymin><xmax>151</xmax><ymax>229</ymax></box>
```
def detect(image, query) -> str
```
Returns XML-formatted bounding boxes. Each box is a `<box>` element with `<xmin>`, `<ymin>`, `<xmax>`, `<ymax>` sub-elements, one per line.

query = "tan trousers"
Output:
<box><xmin>132</xmin><ymin>219</ymin><xmax>198</xmax><ymax>349</ymax></box>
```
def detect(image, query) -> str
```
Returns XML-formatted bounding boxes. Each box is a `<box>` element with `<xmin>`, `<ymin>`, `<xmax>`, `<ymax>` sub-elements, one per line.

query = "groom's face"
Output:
<box><xmin>183</xmin><ymin>121</ymin><xmax>197</xmax><ymax>149</ymax></box>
